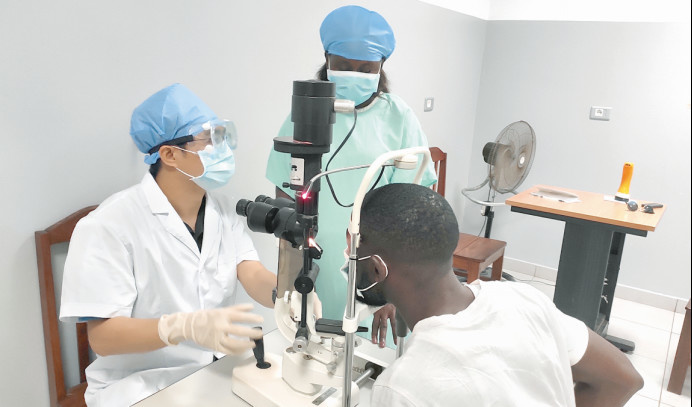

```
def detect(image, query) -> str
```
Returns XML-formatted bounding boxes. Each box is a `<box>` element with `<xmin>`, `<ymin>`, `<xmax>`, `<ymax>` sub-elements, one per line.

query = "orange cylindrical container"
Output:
<box><xmin>615</xmin><ymin>162</ymin><xmax>634</xmax><ymax>201</ymax></box>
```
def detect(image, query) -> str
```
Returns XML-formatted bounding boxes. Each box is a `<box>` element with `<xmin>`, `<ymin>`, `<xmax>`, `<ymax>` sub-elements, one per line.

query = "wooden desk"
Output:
<box><xmin>506</xmin><ymin>185</ymin><xmax>666</xmax><ymax>352</ymax></box>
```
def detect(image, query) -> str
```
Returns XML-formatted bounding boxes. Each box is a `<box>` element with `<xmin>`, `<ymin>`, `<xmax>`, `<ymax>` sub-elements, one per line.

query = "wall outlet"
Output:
<box><xmin>590</xmin><ymin>106</ymin><xmax>611</xmax><ymax>121</ymax></box>
<box><xmin>424</xmin><ymin>97</ymin><xmax>434</xmax><ymax>112</ymax></box>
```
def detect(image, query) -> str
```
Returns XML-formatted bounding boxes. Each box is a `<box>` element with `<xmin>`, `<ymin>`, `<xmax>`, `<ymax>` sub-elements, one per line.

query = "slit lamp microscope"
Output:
<box><xmin>233</xmin><ymin>79</ymin><xmax>431</xmax><ymax>407</ymax></box>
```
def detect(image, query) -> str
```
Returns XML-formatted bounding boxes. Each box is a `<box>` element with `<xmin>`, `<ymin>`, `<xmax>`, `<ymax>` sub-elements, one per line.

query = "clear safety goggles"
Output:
<box><xmin>183</xmin><ymin>119</ymin><xmax>238</xmax><ymax>150</ymax></box>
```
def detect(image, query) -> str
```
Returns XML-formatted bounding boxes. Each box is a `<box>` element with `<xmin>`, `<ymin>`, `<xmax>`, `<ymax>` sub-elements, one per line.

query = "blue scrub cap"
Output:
<box><xmin>320</xmin><ymin>5</ymin><xmax>395</xmax><ymax>62</ymax></box>
<box><xmin>130</xmin><ymin>83</ymin><xmax>217</xmax><ymax>164</ymax></box>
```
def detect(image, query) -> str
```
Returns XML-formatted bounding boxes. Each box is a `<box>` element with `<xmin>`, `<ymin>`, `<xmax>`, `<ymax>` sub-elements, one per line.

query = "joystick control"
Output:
<box><xmin>252</xmin><ymin>327</ymin><xmax>271</xmax><ymax>369</ymax></box>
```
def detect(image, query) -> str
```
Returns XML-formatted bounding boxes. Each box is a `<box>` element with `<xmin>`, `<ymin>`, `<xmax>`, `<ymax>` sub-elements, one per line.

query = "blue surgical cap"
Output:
<box><xmin>320</xmin><ymin>5</ymin><xmax>395</xmax><ymax>62</ymax></box>
<box><xmin>130</xmin><ymin>83</ymin><xmax>217</xmax><ymax>164</ymax></box>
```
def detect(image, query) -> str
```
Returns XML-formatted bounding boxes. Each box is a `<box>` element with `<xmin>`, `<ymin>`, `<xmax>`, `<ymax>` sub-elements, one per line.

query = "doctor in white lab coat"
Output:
<box><xmin>60</xmin><ymin>83</ymin><xmax>277</xmax><ymax>407</ymax></box>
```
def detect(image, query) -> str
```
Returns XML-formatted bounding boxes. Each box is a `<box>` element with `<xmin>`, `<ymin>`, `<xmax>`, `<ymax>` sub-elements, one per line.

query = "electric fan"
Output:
<box><xmin>462</xmin><ymin>120</ymin><xmax>536</xmax><ymax>240</ymax></box>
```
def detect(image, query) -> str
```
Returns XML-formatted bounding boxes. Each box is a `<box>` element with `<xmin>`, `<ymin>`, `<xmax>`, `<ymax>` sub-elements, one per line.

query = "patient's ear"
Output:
<box><xmin>371</xmin><ymin>255</ymin><xmax>388</xmax><ymax>282</ymax></box>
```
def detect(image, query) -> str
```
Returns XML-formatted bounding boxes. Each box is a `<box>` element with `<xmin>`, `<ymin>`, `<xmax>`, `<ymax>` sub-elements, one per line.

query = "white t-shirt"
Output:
<box><xmin>59</xmin><ymin>173</ymin><xmax>260</xmax><ymax>407</ymax></box>
<box><xmin>371</xmin><ymin>281</ymin><xmax>589</xmax><ymax>407</ymax></box>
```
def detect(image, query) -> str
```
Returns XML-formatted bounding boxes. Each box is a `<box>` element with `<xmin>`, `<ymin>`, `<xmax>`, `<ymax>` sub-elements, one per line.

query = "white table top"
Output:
<box><xmin>134</xmin><ymin>329</ymin><xmax>395</xmax><ymax>406</ymax></box>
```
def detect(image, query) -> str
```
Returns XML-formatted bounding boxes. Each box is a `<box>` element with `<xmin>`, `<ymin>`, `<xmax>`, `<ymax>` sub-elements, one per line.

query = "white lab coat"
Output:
<box><xmin>60</xmin><ymin>172</ymin><xmax>260</xmax><ymax>407</ymax></box>
<box><xmin>371</xmin><ymin>281</ymin><xmax>589</xmax><ymax>407</ymax></box>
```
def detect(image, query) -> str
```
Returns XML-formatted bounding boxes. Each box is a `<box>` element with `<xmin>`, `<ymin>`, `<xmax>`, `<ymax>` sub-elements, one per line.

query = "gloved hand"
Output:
<box><xmin>158</xmin><ymin>303</ymin><xmax>264</xmax><ymax>355</ymax></box>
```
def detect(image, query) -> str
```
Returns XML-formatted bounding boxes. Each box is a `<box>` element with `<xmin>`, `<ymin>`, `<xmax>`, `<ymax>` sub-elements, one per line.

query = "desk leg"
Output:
<box><xmin>600</xmin><ymin>232</ymin><xmax>624</xmax><ymax>321</ymax></box>
<box><xmin>601</xmin><ymin>232</ymin><xmax>635</xmax><ymax>352</ymax></box>
<box><xmin>554</xmin><ymin>223</ymin><xmax>611</xmax><ymax>331</ymax></box>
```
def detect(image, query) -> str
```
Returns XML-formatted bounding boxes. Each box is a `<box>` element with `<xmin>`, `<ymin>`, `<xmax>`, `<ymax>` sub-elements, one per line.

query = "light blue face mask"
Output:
<box><xmin>327</xmin><ymin>69</ymin><xmax>380</xmax><ymax>106</ymax></box>
<box><xmin>175</xmin><ymin>144</ymin><xmax>235</xmax><ymax>190</ymax></box>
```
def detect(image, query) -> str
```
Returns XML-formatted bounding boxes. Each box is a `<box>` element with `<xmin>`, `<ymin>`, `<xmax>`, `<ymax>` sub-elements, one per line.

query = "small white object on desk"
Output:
<box><xmin>531</xmin><ymin>187</ymin><xmax>580</xmax><ymax>203</ymax></box>
<box><xmin>603</xmin><ymin>194</ymin><xmax>632</xmax><ymax>203</ymax></box>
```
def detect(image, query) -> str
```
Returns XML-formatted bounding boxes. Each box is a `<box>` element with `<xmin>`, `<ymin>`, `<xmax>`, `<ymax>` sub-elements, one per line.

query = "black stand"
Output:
<box><xmin>511</xmin><ymin>207</ymin><xmax>646</xmax><ymax>352</ymax></box>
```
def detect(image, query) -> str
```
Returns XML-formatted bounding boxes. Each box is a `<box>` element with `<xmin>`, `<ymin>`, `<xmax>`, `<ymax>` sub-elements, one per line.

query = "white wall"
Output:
<box><xmin>489</xmin><ymin>0</ymin><xmax>691</xmax><ymax>22</ymax></box>
<box><xmin>464</xmin><ymin>21</ymin><xmax>691</xmax><ymax>299</ymax></box>
<box><xmin>0</xmin><ymin>1</ymin><xmax>484</xmax><ymax>405</ymax></box>
<box><xmin>419</xmin><ymin>0</ymin><xmax>491</xmax><ymax>20</ymax></box>
<box><xmin>420</xmin><ymin>0</ymin><xmax>691</xmax><ymax>22</ymax></box>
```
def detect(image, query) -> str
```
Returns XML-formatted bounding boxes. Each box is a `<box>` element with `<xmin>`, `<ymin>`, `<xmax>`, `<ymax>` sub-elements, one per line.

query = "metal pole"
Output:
<box><xmin>395</xmin><ymin>311</ymin><xmax>408</xmax><ymax>358</ymax></box>
<box><xmin>342</xmin><ymin>232</ymin><xmax>360</xmax><ymax>407</ymax></box>
<box><xmin>483</xmin><ymin>206</ymin><xmax>495</xmax><ymax>238</ymax></box>
<box><xmin>354</xmin><ymin>367</ymin><xmax>375</xmax><ymax>387</ymax></box>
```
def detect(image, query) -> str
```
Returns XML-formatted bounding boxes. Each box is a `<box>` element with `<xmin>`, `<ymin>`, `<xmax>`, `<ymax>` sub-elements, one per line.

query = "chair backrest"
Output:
<box><xmin>429</xmin><ymin>147</ymin><xmax>447</xmax><ymax>197</ymax></box>
<box><xmin>35</xmin><ymin>205</ymin><xmax>97</xmax><ymax>406</ymax></box>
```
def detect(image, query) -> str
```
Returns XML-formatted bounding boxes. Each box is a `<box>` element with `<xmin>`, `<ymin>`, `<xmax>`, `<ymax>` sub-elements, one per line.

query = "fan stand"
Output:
<box><xmin>462</xmin><ymin>121</ymin><xmax>536</xmax><ymax>283</ymax></box>
<box><xmin>481</xmin><ymin>205</ymin><xmax>515</xmax><ymax>282</ymax></box>
<box><xmin>482</xmin><ymin>206</ymin><xmax>494</xmax><ymax>239</ymax></box>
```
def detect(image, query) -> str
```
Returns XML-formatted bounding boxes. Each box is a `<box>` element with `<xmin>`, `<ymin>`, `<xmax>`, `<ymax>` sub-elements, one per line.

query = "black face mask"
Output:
<box><xmin>340</xmin><ymin>255</ymin><xmax>388</xmax><ymax>307</ymax></box>
<box><xmin>356</xmin><ymin>271</ymin><xmax>387</xmax><ymax>306</ymax></box>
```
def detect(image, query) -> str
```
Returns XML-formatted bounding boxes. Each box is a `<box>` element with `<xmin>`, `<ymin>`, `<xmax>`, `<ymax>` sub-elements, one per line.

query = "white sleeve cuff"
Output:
<box><xmin>566</xmin><ymin>317</ymin><xmax>589</xmax><ymax>365</ymax></box>
<box><xmin>59</xmin><ymin>303</ymin><xmax>133</xmax><ymax>324</ymax></box>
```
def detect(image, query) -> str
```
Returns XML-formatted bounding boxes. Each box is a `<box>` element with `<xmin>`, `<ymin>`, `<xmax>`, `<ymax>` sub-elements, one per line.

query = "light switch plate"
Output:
<box><xmin>424</xmin><ymin>97</ymin><xmax>434</xmax><ymax>112</ymax></box>
<box><xmin>590</xmin><ymin>106</ymin><xmax>611</xmax><ymax>121</ymax></box>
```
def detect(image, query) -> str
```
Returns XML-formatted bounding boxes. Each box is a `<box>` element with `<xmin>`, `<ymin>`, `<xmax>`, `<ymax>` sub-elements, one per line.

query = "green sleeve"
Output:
<box><xmin>390</xmin><ymin>108</ymin><xmax>438</xmax><ymax>187</ymax></box>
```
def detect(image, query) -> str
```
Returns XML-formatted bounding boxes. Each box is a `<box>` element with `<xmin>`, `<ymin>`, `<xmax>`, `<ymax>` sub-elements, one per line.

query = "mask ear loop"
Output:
<box><xmin>170</xmin><ymin>145</ymin><xmax>201</xmax><ymax>180</ymax></box>
<box><xmin>356</xmin><ymin>254</ymin><xmax>389</xmax><ymax>294</ymax></box>
<box><xmin>170</xmin><ymin>145</ymin><xmax>199</xmax><ymax>155</ymax></box>
<box><xmin>373</xmin><ymin>254</ymin><xmax>389</xmax><ymax>280</ymax></box>
<box><xmin>176</xmin><ymin>167</ymin><xmax>197</xmax><ymax>180</ymax></box>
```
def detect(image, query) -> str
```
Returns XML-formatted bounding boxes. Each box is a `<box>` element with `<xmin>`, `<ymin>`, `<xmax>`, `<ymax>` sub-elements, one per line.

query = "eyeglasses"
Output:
<box><xmin>186</xmin><ymin>119</ymin><xmax>237</xmax><ymax>150</ymax></box>
<box><xmin>147</xmin><ymin>120</ymin><xmax>238</xmax><ymax>156</ymax></box>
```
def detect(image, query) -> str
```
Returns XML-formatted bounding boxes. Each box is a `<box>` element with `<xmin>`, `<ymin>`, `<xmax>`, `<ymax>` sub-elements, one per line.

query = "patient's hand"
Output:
<box><xmin>372</xmin><ymin>304</ymin><xmax>397</xmax><ymax>348</ymax></box>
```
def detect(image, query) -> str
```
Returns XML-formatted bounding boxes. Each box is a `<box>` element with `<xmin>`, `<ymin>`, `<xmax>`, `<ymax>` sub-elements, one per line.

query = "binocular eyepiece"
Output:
<box><xmin>236</xmin><ymin>195</ymin><xmax>303</xmax><ymax>246</ymax></box>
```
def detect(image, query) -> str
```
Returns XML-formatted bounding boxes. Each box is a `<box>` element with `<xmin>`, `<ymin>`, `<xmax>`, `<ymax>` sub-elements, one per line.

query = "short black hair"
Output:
<box><xmin>359</xmin><ymin>183</ymin><xmax>459</xmax><ymax>266</ymax></box>
<box><xmin>149</xmin><ymin>159</ymin><xmax>162</xmax><ymax>178</ymax></box>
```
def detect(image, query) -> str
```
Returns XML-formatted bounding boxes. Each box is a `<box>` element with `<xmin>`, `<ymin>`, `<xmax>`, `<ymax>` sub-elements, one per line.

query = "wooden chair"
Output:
<box><xmin>667</xmin><ymin>299</ymin><xmax>691</xmax><ymax>394</ymax></box>
<box><xmin>36</xmin><ymin>205</ymin><xmax>98</xmax><ymax>407</ymax></box>
<box><xmin>429</xmin><ymin>147</ymin><xmax>506</xmax><ymax>283</ymax></box>
<box><xmin>429</xmin><ymin>147</ymin><xmax>447</xmax><ymax>197</ymax></box>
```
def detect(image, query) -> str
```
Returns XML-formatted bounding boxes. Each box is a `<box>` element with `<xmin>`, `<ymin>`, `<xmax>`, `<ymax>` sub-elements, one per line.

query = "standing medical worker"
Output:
<box><xmin>60</xmin><ymin>83</ymin><xmax>277</xmax><ymax>407</ymax></box>
<box><xmin>266</xmin><ymin>5</ymin><xmax>437</xmax><ymax>349</ymax></box>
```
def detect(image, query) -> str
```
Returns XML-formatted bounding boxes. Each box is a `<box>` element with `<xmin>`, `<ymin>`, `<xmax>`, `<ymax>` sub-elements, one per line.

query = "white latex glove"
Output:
<box><xmin>158</xmin><ymin>303</ymin><xmax>264</xmax><ymax>355</ymax></box>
